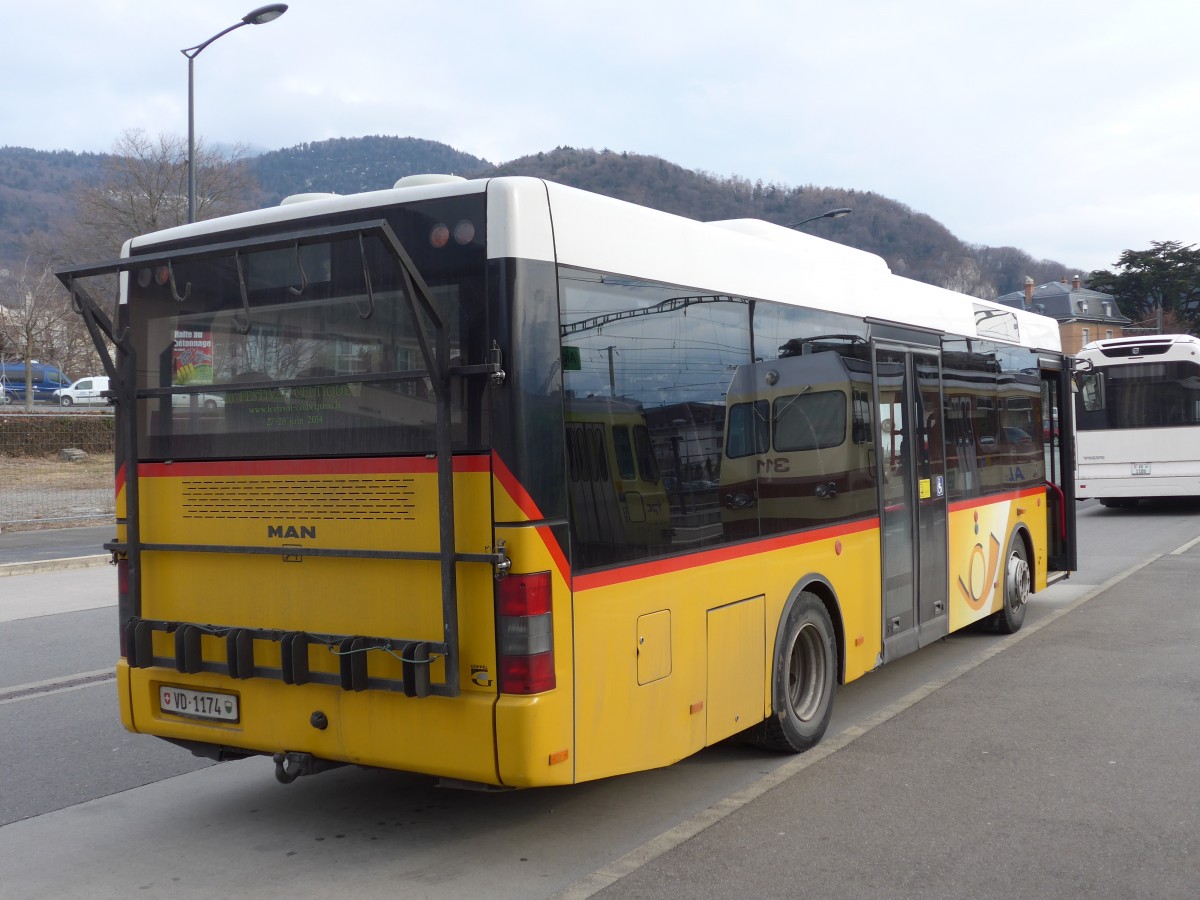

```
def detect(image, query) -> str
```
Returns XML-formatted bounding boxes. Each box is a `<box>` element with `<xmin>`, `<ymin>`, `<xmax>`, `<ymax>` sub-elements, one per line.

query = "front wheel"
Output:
<box><xmin>59</xmin><ymin>395</ymin><xmax>73</xmax><ymax>407</ymax></box>
<box><xmin>991</xmin><ymin>532</ymin><xmax>1030</xmax><ymax>634</ymax></box>
<box><xmin>754</xmin><ymin>592</ymin><xmax>837</xmax><ymax>753</ymax></box>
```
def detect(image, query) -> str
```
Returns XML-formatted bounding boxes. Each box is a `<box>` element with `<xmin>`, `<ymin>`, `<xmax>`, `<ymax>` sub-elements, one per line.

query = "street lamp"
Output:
<box><xmin>182</xmin><ymin>4</ymin><xmax>288</xmax><ymax>224</ymax></box>
<box><xmin>787</xmin><ymin>207</ymin><xmax>852</xmax><ymax>229</ymax></box>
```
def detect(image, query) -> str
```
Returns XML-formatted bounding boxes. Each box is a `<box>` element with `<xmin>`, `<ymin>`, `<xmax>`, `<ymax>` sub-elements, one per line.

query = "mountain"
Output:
<box><xmin>248</xmin><ymin>135</ymin><xmax>492</xmax><ymax>204</ymax></box>
<box><xmin>0</xmin><ymin>137</ymin><xmax>1072</xmax><ymax>298</ymax></box>
<box><xmin>0</xmin><ymin>147</ymin><xmax>105</xmax><ymax>265</ymax></box>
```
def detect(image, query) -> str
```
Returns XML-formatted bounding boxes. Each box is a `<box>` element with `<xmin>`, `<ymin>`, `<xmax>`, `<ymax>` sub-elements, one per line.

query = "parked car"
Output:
<box><xmin>1003</xmin><ymin>426</ymin><xmax>1033</xmax><ymax>445</ymax></box>
<box><xmin>0</xmin><ymin>361</ymin><xmax>71</xmax><ymax>404</ymax></box>
<box><xmin>1042</xmin><ymin>418</ymin><xmax>1060</xmax><ymax>446</ymax></box>
<box><xmin>173</xmin><ymin>392</ymin><xmax>224</xmax><ymax>409</ymax></box>
<box><xmin>55</xmin><ymin>375</ymin><xmax>111</xmax><ymax>406</ymax></box>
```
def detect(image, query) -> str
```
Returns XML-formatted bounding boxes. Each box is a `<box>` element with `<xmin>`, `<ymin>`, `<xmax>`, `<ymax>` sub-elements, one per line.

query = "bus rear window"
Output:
<box><xmin>125</xmin><ymin>197</ymin><xmax>489</xmax><ymax>460</ymax></box>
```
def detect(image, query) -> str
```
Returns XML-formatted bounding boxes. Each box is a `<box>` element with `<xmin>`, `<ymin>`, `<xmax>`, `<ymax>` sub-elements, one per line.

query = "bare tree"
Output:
<box><xmin>23</xmin><ymin>130</ymin><xmax>263</xmax><ymax>380</ymax></box>
<box><xmin>35</xmin><ymin>129</ymin><xmax>261</xmax><ymax>269</ymax></box>
<box><xmin>0</xmin><ymin>259</ymin><xmax>90</xmax><ymax>410</ymax></box>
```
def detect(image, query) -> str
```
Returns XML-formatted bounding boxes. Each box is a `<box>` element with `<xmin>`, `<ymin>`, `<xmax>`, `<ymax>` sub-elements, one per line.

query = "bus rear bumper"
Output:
<box><xmin>1077</xmin><ymin>475</ymin><xmax>1200</xmax><ymax>500</ymax></box>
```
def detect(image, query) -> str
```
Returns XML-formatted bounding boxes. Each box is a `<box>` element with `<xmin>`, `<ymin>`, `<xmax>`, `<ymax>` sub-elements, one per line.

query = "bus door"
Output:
<box><xmin>1040</xmin><ymin>357</ymin><xmax>1077</xmax><ymax>575</ymax></box>
<box><xmin>874</xmin><ymin>345</ymin><xmax>949</xmax><ymax>662</ymax></box>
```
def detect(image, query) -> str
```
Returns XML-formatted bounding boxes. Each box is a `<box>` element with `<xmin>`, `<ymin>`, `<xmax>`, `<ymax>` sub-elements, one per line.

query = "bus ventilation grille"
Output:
<box><xmin>179</xmin><ymin>478</ymin><xmax>418</xmax><ymax>521</ymax></box>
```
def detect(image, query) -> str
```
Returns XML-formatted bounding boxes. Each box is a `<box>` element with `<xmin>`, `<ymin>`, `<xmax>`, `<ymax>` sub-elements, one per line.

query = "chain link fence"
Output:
<box><xmin>0</xmin><ymin>410</ymin><xmax>115</xmax><ymax>532</ymax></box>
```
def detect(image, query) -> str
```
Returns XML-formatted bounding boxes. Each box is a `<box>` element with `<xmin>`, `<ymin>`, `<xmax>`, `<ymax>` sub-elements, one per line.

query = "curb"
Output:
<box><xmin>0</xmin><ymin>555</ymin><xmax>110</xmax><ymax>578</ymax></box>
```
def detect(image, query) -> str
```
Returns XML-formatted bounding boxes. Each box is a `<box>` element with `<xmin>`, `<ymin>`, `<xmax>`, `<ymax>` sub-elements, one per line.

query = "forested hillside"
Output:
<box><xmin>0</xmin><ymin>137</ymin><xmax>1072</xmax><ymax>297</ymax></box>
<box><xmin>249</xmin><ymin>135</ymin><xmax>491</xmax><ymax>203</ymax></box>
<box><xmin>0</xmin><ymin>148</ymin><xmax>105</xmax><ymax>263</ymax></box>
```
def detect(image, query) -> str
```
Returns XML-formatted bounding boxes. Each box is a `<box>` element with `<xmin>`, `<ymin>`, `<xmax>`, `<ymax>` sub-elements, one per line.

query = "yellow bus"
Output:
<box><xmin>57</xmin><ymin>176</ymin><xmax>1076</xmax><ymax>786</ymax></box>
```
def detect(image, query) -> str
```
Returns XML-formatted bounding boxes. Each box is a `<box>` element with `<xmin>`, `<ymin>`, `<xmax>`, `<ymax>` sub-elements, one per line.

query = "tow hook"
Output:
<box><xmin>273</xmin><ymin>751</ymin><xmax>344</xmax><ymax>784</ymax></box>
<box><xmin>273</xmin><ymin>752</ymin><xmax>306</xmax><ymax>784</ymax></box>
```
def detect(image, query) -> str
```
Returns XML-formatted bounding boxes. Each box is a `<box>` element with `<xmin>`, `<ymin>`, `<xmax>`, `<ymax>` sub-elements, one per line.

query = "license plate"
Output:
<box><xmin>160</xmin><ymin>685</ymin><xmax>239</xmax><ymax>722</ymax></box>
<box><xmin>1131</xmin><ymin>463</ymin><xmax>1151</xmax><ymax>475</ymax></box>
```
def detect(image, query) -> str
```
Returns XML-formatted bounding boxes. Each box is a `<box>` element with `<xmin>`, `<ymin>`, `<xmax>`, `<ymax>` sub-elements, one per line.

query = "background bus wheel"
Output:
<box><xmin>991</xmin><ymin>533</ymin><xmax>1030</xmax><ymax>634</ymax></box>
<box><xmin>756</xmin><ymin>592</ymin><xmax>836</xmax><ymax>753</ymax></box>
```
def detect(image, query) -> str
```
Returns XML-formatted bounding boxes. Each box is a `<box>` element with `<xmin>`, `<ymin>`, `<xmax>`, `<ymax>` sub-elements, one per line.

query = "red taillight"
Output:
<box><xmin>498</xmin><ymin>652</ymin><xmax>555</xmax><ymax>695</ymax></box>
<box><xmin>497</xmin><ymin>571</ymin><xmax>552</xmax><ymax>616</ymax></box>
<box><xmin>496</xmin><ymin>572</ymin><xmax>555</xmax><ymax>694</ymax></box>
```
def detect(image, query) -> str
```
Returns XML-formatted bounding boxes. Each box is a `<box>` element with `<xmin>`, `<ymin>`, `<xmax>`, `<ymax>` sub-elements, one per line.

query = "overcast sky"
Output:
<box><xmin>3</xmin><ymin>0</ymin><xmax>1197</xmax><ymax>274</ymax></box>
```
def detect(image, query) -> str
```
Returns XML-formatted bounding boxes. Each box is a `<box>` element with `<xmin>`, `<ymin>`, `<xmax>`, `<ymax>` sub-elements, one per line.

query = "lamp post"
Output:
<box><xmin>182</xmin><ymin>4</ymin><xmax>288</xmax><ymax>224</ymax></box>
<box><xmin>787</xmin><ymin>207</ymin><xmax>852</xmax><ymax>229</ymax></box>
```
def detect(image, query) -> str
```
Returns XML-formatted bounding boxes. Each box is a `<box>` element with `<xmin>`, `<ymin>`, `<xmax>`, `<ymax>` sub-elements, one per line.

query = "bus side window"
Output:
<box><xmin>632</xmin><ymin>425</ymin><xmax>660</xmax><ymax>482</ymax></box>
<box><xmin>852</xmin><ymin>389</ymin><xmax>871</xmax><ymax>444</ymax></box>
<box><xmin>727</xmin><ymin>400</ymin><xmax>769</xmax><ymax>458</ymax></box>
<box><xmin>612</xmin><ymin>425</ymin><xmax>637</xmax><ymax>479</ymax></box>
<box><xmin>589</xmin><ymin>426</ymin><xmax>609</xmax><ymax>482</ymax></box>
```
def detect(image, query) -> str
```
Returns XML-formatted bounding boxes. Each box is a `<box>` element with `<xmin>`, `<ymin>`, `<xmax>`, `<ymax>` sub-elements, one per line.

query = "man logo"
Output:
<box><xmin>268</xmin><ymin>525</ymin><xmax>316</xmax><ymax>539</ymax></box>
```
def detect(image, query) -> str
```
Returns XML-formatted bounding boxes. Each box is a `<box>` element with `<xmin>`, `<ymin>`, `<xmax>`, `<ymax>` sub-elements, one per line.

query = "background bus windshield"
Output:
<box><xmin>1076</xmin><ymin>360</ymin><xmax>1200</xmax><ymax>430</ymax></box>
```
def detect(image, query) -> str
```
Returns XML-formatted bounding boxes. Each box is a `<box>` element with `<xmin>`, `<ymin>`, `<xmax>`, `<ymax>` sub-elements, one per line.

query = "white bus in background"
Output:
<box><xmin>1075</xmin><ymin>334</ymin><xmax>1200</xmax><ymax>506</ymax></box>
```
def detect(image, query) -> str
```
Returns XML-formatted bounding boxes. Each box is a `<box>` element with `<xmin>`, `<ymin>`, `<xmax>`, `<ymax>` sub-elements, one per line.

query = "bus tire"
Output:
<box><xmin>1099</xmin><ymin>498</ymin><xmax>1137</xmax><ymax>508</ymax></box>
<box><xmin>991</xmin><ymin>531</ymin><xmax>1030</xmax><ymax>635</ymax></box>
<box><xmin>756</xmin><ymin>592</ymin><xmax>836</xmax><ymax>753</ymax></box>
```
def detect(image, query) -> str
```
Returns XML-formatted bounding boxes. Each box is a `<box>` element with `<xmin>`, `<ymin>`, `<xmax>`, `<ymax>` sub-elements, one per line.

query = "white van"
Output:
<box><xmin>56</xmin><ymin>375</ymin><xmax>111</xmax><ymax>406</ymax></box>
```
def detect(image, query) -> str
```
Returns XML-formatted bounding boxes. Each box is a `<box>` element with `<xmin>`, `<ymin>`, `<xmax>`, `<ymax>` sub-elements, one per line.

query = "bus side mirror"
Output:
<box><xmin>1070</xmin><ymin>358</ymin><xmax>1093</xmax><ymax>392</ymax></box>
<box><xmin>1076</xmin><ymin>371</ymin><xmax>1105</xmax><ymax>411</ymax></box>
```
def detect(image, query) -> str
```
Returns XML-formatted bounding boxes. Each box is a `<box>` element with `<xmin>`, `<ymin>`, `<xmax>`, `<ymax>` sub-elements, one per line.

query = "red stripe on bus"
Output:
<box><xmin>491</xmin><ymin>452</ymin><xmax>571</xmax><ymax>583</ymax></box>
<box><xmin>537</xmin><ymin>524</ymin><xmax>571</xmax><ymax>585</ymax></box>
<box><xmin>947</xmin><ymin>485</ymin><xmax>1045</xmax><ymax>514</ymax></box>
<box><xmin>574</xmin><ymin>517</ymin><xmax>880</xmax><ymax>591</ymax></box>
<box><xmin>490</xmin><ymin>451</ymin><xmax>546</xmax><ymax>521</ymax></box>
<box><xmin>136</xmin><ymin>456</ymin><xmax>491</xmax><ymax>478</ymax></box>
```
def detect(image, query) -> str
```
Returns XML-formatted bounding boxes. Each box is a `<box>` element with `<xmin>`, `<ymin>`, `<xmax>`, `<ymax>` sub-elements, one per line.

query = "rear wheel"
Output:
<box><xmin>1099</xmin><ymin>498</ymin><xmax>1138</xmax><ymax>508</ymax></box>
<box><xmin>991</xmin><ymin>532</ymin><xmax>1030</xmax><ymax>634</ymax></box>
<box><xmin>755</xmin><ymin>592</ymin><xmax>836</xmax><ymax>753</ymax></box>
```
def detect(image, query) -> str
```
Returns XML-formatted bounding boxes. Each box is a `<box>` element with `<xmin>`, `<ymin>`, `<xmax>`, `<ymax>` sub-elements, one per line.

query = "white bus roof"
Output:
<box><xmin>128</xmin><ymin>175</ymin><xmax>1061</xmax><ymax>353</ymax></box>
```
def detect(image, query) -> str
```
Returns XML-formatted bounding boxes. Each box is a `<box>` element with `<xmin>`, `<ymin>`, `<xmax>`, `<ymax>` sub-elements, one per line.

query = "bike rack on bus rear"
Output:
<box><xmin>56</xmin><ymin>219</ymin><xmax>508</xmax><ymax>699</ymax></box>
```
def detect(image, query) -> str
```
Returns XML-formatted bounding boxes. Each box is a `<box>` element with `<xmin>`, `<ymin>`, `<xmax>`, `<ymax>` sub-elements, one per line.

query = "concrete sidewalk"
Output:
<box><xmin>569</xmin><ymin>545</ymin><xmax>1200</xmax><ymax>899</ymax></box>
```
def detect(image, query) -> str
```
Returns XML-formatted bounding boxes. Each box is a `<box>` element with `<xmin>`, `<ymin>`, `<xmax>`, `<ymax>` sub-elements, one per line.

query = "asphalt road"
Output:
<box><xmin>0</xmin><ymin>524</ymin><xmax>113</xmax><ymax>569</ymax></box>
<box><xmin>1</xmin><ymin>502</ymin><xmax>1198</xmax><ymax>898</ymax></box>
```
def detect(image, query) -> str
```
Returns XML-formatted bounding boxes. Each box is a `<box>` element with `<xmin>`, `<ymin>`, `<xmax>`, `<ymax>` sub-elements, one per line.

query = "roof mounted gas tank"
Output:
<box><xmin>393</xmin><ymin>174</ymin><xmax>466</xmax><ymax>189</ymax></box>
<box><xmin>279</xmin><ymin>192</ymin><xmax>341</xmax><ymax>206</ymax></box>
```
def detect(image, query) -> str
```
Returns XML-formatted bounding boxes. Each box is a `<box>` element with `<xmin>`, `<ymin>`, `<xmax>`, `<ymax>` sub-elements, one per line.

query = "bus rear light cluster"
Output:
<box><xmin>429</xmin><ymin>219</ymin><xmax>476</xmax><ymax>249</ymax></box>
<box><xmin>496</xmin><ymin>571</ymin><xmax>556</xmax><ymax>694</ymax></box>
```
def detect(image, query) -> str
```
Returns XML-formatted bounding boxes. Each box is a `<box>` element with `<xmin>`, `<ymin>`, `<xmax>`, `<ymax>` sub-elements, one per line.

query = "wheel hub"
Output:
<box><xmin>1006</xmin><ymin>552</ymin><xmax>1030</xmax><ymax>610</ymax></box>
